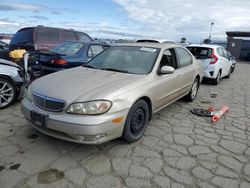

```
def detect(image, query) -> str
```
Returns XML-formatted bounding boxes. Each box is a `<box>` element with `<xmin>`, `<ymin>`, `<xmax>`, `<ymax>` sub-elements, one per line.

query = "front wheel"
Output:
<box><xmin>0</xmin><ymin>78</ymin><xmax>18</xmax><ymax>109</ymax></box>
<box><xmin>121</xmin><ymin>100</ymin><xmax>149</xmax><ymax>143</ymax></box>
<box><xmin>225</xmin><ymin>67</ymin><xmax>232</xmax><ymax>78</ymax></box>
<box><xmin>185</xmin><ymin>78</ymin><xmax>199</xmax><ymax>102</ymax></box>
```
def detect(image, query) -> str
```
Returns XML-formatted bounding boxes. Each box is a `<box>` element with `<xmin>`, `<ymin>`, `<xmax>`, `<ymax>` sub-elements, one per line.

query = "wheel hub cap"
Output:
<box><xmin>191</xmin><ymin>82</ymin><xmax>198</xmax><ymax>98</ymax></box>
<box><xmin>131</xmin><ymin>108</ymin><xmax>145</xmax><ymax>134</ymax></box>
<box><xmin>0</xmin><ymin>81</ymin><xmax>14</xmax><ymax>107</ymax></box>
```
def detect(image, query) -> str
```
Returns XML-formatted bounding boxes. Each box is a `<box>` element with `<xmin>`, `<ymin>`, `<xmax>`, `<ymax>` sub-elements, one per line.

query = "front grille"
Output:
<box><xmin>33</xmin><ymin>93</ymin><xmax>66</xmax><ymax>112</ymax></box>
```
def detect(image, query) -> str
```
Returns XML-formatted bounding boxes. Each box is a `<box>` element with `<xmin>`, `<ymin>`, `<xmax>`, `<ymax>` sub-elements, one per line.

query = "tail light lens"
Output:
<box><xmin>51</xmin><ymin>59</ymin><xmax>68</xmax><ymax>65</ymax></box>
<box><xmin>210</xmin><ymin>49</ymin><xmax>218</xmax><ymax>64</ymax></box>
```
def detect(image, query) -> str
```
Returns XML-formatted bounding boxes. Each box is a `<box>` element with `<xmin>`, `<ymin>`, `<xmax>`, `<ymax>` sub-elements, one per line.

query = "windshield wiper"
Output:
<box><xmin>101</xmin><ymin>68</ymin><xmax>129</xmax><ymax>73</ymax></box>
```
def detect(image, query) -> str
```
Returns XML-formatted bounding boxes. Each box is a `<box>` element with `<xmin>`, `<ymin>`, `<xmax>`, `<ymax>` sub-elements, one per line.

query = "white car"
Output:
<box><xmin>187</xmin><ymin>44</ymin><xmax>233</xmax><ymax>84</ymax></box>
<box><xmin>0</xmin><ymin>59</ymin><xmax>25</xmax><ymax>109</ymax></box>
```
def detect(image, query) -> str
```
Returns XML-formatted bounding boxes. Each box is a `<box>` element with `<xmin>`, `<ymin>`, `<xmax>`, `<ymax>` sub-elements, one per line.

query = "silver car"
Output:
<box><xmin>0</xmin><ymin>59</ymin><xmax>25</xmax><ymax>109</ymax></box>
<box><xmin>21</xmin><ymin>43</ymin><xmax>203</xmax><ymax>144</ymax></box>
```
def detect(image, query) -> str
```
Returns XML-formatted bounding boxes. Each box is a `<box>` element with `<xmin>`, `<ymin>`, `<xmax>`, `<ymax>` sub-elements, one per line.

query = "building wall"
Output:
<box><xmin>241</xmin><ymin>40</ymin><xmax>250</xmax><ymax>60</ymax></box>
<box><xmin>227</xmin><ymin>38</ymin><xmax>243</xmax><ymax>60</ymax></box>
<box><xmin>227</xmin><ymin>38</ymin><xmax>250</xmax><ymax>61</ymax></box>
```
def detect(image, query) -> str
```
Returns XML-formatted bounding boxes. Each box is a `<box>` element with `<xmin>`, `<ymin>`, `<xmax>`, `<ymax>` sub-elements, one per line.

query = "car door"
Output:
<box><xmin>217</xmin><ymin>47</ymin><xmax>229</xmax><ymax>77</ymax></box>
<box><xmin>221</xmin><ymin>48</ymin><xmax>232</xmax><ymax>75</ymax></box>
<box><xmin>154</xmin><ymin>49</ymin><xmax>181</xmax><ymax>110</ymax></box>
<box><xmin>175</xmin><ymin>47</ymin><xmax>195</xmax><ymax>96</ymax></box>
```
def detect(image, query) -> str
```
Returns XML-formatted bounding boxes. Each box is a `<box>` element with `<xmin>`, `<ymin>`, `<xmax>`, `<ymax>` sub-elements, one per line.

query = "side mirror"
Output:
<box><xmin>160</xmin><ymin>66</ymin><xmax>175</xmax><ymax>74</ymax></box>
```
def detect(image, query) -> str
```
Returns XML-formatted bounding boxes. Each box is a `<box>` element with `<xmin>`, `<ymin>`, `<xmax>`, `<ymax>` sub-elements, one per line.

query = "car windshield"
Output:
<box><xmin>50</xmin><ymin>42</ymin><xmax>84</xmax><ymax>55</ymax></box>
<box><xmin>85</xmin><ymin>46</ymin><xmax>160</xmax><ymax>74</ymax></box>
<box><xmin>187</xmin><ymin>47</ymin><xmax>212</xmax><ymax>59</ymax></box>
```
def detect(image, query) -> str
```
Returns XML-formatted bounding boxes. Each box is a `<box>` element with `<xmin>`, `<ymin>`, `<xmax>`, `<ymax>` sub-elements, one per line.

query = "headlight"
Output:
<box><xmin>67</xmin><ymin>100</ymin><xmax>112</xmax><ymax>115</ymax></box>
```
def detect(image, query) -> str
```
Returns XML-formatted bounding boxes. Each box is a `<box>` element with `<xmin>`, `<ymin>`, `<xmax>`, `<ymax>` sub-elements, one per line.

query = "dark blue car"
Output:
<box><xmin>30</xmin><ymin>41</ymin><xmax>109</xmax><ymax>78</ymax></box>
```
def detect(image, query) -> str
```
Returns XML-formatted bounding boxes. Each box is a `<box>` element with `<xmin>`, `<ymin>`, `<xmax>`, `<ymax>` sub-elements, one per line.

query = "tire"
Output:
<box><xmin>185</xmin><ymin>78</ymin><xmax>199</xmax><ymax>102</ymax></box>
<box><xmin>0</xmin><ymin>78</ymin><xmax>18</xmax><ymax>109</ymax></box>
<box><xmin>121</xmin><ymin>100</ymin><xmax>149</xmax><ymax>143</ymax></box>
<box><xmin>231</xmin><ymin>66</ymin><xmax>235</xmax><ymax>73</ymax></box>
<box><xmin>213</xmin><ymin>71</ymin><xmax>221</xmax><ymax>85</ymax></box>
<box><xmin>225</xmin><ymin>67</ymin><xmax>232</xmax><ymax>78</ymax></box>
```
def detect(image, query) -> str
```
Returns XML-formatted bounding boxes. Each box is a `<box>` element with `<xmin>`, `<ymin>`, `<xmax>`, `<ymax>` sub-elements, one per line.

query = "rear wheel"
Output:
<box><xmin>213</xmin><ymin>71</ymin><xmax>221</xmax><ymax>85</ymax></box>
<box><xmin>185</xmin><ymin>78</ymin><xmax>199</xmax><ymax>102</ymax></box>
<box><xmin>121</xmin><ymin>100</ymin><xmax>149</xmax><ymax>142</ymax></box>
<box><xmin>0</xmin><ymin>78</ymin><xmax>18</xmax><ymax>109</ymax></box>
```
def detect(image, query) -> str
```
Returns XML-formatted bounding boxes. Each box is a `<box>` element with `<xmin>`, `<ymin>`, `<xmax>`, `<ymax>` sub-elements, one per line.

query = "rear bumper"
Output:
<box><xmin>21</xmin><ymin>97</ymin><xmax>129</xmax><ymax>144</ymax></box>
<box><xmin>203</xmin><ymin>65</ymin><xmax>218</xmax><ymax>79</ymax></box>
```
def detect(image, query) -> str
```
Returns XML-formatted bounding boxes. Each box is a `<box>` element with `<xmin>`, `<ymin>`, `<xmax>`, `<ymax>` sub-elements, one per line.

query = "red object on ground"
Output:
<box><xmin>208</xmin><ymin>106</ymin><xmax>215</xmax><ymax>112</ymax></box>
<box><xmin>211</xmin><ymin>106</ymin><xmax>229</xmax><ymax>122</ymax></box>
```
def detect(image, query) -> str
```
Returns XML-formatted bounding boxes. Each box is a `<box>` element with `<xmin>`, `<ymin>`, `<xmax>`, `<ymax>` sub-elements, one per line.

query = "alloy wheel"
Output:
<box><xmin>0</xmin><ymin>80</ymin><xmax>15</xmax><ymax>108</ymax></box>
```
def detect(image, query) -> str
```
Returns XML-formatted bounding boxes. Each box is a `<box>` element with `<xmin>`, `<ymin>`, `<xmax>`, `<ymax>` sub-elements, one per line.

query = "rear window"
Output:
<box><xmin>10</xmin><ymin>28</ymin><xmax>34</xmax><ymax>44</ymax></box>
<box><xmin>36</xmin><ymin>28</ymin><xmax>60</xmax><ymax>41</ymax></box>
<box><xmin>187</xmin><ymin>47</ymin><xmax>212</xmax><ymax>59</ymax></box>
<box><xmin>50</xmin><ymin>42</ymin><xmax>84</xmax><ymax>55</ymax></box>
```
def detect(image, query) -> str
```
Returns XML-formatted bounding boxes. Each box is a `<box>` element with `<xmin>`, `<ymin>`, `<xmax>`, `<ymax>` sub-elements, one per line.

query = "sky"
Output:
<box><xmin>1</xmin><ymin>0</ymin><xmax>250</xmax><ymax>42</ymax></box>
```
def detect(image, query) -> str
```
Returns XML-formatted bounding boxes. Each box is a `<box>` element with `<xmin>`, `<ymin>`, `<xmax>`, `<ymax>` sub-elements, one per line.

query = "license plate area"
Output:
<box><xmin>30</xmin><ymin>111</ymin><xmax>48</xmax><ymax>127</ymax></box>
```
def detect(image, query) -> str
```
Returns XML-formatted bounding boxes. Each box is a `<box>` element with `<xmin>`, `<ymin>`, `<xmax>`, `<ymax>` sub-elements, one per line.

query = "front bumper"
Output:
<box><xmin>21</xmin><ymin>98</ymin><xmax>129</xmax><ymax>144</ymax></box>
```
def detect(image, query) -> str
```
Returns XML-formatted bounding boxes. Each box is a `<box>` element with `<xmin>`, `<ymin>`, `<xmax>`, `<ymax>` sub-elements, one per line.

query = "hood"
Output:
<box><xmin>30</xmin><ymin>67</ymin><xmax>145</xmax><ymax>104</ymax></box>
<box><xmin>0</xmin><ymin>58</ymin><xmax>20</xmax><ymax>68</ymax></box>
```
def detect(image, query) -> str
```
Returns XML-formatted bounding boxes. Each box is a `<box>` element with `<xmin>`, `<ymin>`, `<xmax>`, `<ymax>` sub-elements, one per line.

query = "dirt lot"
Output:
<box><xmin>0</xmin><ymin>62</ymin><xmax>250</xmax><ymax>188</ymax></box>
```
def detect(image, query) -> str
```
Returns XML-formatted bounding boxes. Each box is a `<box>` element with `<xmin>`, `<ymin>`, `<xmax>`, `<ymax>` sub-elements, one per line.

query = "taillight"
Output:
<box><xmin>210</xmin><ymin>49</ymin><xmax>218</xmax><ymax>64</ymax></box>
<box><xmin>51</xmin><ymin>59</ymin><xmax>68</xmax><ymax>65</ymax></box>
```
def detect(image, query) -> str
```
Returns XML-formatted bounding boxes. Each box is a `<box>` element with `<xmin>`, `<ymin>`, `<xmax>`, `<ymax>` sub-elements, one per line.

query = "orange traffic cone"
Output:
<box><xmin>211</xmin><ymin>106</ymin><xmax>229</xmax><ymax>123</ymax></box>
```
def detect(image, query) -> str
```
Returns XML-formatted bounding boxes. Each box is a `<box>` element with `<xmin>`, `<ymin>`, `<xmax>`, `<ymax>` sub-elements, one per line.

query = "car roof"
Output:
<box><xmin>114</xmin><ymin>42</ymin><xmax>181</xmax><ymax>49</ymax></box>
<box><xmin>61</xmin><ymin>41</ymin><xmax>109</xmax><ymax>46</ymax></box>
<box><xmin>136</xmin><ymin>39</ymin><xmax>160</xmax><ymax>43</ymax></box>
<box><xmin>187</xmin><ymin>44</ymin><xmax>222</xmax><ymax>49</ymax></box>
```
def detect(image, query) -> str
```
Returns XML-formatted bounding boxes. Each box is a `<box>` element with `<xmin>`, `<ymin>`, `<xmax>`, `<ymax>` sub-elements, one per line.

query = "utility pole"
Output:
<box><xmin>208</xmin><ymin>22</ymin><xmax>214</xmax><ymax>41</ymax></box>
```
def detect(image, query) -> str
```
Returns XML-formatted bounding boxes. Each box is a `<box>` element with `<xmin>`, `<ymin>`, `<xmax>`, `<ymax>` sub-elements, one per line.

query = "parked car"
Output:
<box><xmin>29</xmin><ymin>41</ymin><xmax>110</xmax><ymax>78</ymax></box>
<box><xmin>0</xmin><ymin>59</ymin><xmax>25</xmax><ymax>109</ymax></box>
<box><xmin>21</xmin><ymin>43</ymin><xmax>202</xmax><ymax>144</ymax></box>
<box><xmin>9</xmin><ymin>25</ymin><xmax>92</xmax><ymax>53</ymax></box>
<box><xmin>187</xmin><ymin>44</ymin><xmax>233</xmax><ymax>84</ymax></box>
<box><xmin>0</xmin><ymin>41</ymin><xmax>10</xmax><ymax>60</ymax></box>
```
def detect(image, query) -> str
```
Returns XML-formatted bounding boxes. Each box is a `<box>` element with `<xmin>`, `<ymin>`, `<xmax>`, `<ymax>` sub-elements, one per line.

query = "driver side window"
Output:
<box><xmin>159</xmin><ymin>49</ymin><xmax>177</xmax><ymax>69</ymax></box>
